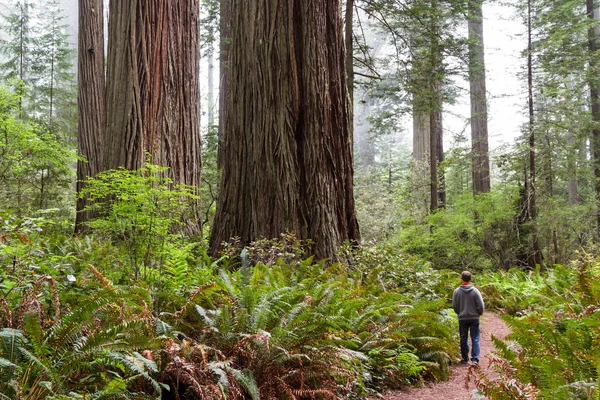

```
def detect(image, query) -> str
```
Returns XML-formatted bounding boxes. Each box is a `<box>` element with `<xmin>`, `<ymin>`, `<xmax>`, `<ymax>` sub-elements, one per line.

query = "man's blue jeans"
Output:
<box><xmin>459</xmin><ymin>319</ymin><xmax>480</xmax><ymax>362</ymax></box>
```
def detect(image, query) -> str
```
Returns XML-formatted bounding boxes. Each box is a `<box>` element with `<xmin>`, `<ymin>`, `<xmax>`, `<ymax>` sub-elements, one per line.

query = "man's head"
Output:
<box><xmin>461</xmin><ymin>271</ymin><xmax>472</xmax><ymax>283</ymax></box>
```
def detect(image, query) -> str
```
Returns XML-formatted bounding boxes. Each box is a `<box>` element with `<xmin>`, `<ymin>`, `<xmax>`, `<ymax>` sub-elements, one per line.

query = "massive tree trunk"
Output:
<box><xmin>210</xmin><ymin>0</ymin><xmax>360</xmax><ymax>260</ymax></box>
<box><xmin>587</xmin><ymin>0</ymin><xmax>600</xmax><ymax>239</ymax></box>
<box><xmin>75</xmin><ymin>0</ymin><xmax>106</xmax><ymax>232</ymax></box>
<box><xmin>218</xmin><ymin>0</ymin><xmax>231</xmax><ymax>168</ymax></box>
<box><xmin>104</xmin><ymin>0</ymin><xmax>202</xmax><ymax>233</ymax></box>
<box><xmin>468</xmin><ymin>0</ymin><xmax>491</xmax><ymax>195</ymax></box>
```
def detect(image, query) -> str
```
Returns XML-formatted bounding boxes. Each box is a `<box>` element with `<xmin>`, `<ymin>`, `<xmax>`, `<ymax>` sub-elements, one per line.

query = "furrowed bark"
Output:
<box><xmin>210</xmin><ymin>0</ymin><xmax>360</xmax><ymax>260</ymax></box>
<box><xmin>75</xmin><ymin>0</ymin><xmax>106</xmax><ymax>232</ymax></box>
<box><xmin>104</xmin><ymin>0</ymin><xmax>202</xmax><ymax>234</ymax></box>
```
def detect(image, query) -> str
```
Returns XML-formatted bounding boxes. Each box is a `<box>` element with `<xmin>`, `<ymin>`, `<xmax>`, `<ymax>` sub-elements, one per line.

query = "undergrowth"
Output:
<box><xmin>1</xmin><ymin>219</ymin><xmax>460</xmax><ymax>399</ymax></box>
<box><xmin>474</xmin><ymin>257</ymin><xmax>600</xmax><ymax>400</ymax></box>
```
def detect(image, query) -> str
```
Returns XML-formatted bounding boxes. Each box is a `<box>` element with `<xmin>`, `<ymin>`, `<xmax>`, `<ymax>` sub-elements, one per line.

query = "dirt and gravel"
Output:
<box><xmin>381</xmin><ymin>312</ymin><xmax>512</xmax><ymax>400</ymax></box>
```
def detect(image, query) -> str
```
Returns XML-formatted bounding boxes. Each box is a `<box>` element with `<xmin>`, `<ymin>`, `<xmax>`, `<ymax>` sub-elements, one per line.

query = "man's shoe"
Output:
<box><xmin>460</xmin><ymin>360</ymin><xmax>469</xmax><ymax>365</ymax></box>
<box><xmin>471</xmin><ymin>359</ymin><xmax>479</xmax><ymax>366</ymax></box>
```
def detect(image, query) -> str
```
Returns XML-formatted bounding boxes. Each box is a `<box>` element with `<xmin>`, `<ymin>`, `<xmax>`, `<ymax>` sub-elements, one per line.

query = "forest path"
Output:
<box><xmin>381</xmin><ymin>312</ymin><xmax>511</xmax><ymax>400</ymax></box>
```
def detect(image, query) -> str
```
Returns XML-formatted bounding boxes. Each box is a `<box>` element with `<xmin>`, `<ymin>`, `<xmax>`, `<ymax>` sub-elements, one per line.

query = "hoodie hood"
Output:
<box><xmin>459</xmin><ymin>284</ymin><xmax>474</xmax><ymax>293</ymax></box>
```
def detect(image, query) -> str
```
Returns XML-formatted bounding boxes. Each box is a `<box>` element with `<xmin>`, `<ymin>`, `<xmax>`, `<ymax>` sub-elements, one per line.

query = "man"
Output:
<box><xmin>452</xmin><ymin>270</ymin><xmax>485</xmax><ymax>366</ymax></box>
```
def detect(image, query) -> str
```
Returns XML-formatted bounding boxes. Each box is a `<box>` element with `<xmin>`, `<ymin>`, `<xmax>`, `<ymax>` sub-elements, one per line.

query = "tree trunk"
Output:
<box><xmin>527</xmin><ymin>0</ymin><xmax>542</xmax><ymax>267</ymax></box>
<box><xmin>413</xmin><ymin>103</ymin><xmax>430</xmax><ymax>164</ymax></box>
<box><xmin>412</xmin><ymin>94</ymin><xmax>431</xmax><ymax>214</ymax></box>
<box><xmin>587</xmin><ymin>0</ymin><xmax>600</xmax><ymax>239</ymax></box>
<box><xmin>207</xmin><ymin>42</ymin><xmax>215</xmax><ymax>127</ymax></box>
<box><xmin>429</xmin><ymin>7</ymin><xmax>445</xmax><ymax>211</ymax></box>
<box><xmin>218</xmin><ymin>0</ymin><xmax>231</xmax><ymax>168</ymax></box>
<box><xmin>435</xmin><ymin>88</ymin><xmax>446</xmax><ymax>208</ymax></box>
<box><xmin>567</xmin><ymin>130</ymin><xmax>579</xmax><ymax>205</ymax></box>
<box><xmin>468</xmin><ymin>0</ymin><xmax>490</xmax><ymax>195</ymax></box>
<box><xmin>104</xmin><ymin>0</ymin><xmax>202</xmax><ymax>233</ymax></box>
<box><xmin>429</xmin><ymin>98</ymin><xmax>439</xmax><ymax>212</ymax></box>
<box><xmin>75</xmin><ymin>0</ymin><xmax>106</xmax><ymax>232</ymax></box>
<box><xmin>210</xmin><ymin>0</ymin><xmax>360</xmax><ymax>260</ymax></box>
<box><xmin>345</xmin><ymin>0</ymin><xmax>354</xmax><ymax>142</ymax></box>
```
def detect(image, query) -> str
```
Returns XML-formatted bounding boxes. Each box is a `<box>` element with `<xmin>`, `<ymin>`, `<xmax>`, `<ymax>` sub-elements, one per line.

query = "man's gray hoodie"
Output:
<box><xmin>452</xmin><ymin>284</ymin><xmax>484</xmax><ymax>320</ymax></box>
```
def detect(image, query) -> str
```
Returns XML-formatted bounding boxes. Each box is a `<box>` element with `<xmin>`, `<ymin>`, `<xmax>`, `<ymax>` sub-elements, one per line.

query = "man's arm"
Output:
<box><xmin>452</xmin><ymin>289</ymin><xmax>459</xmax><ymax>315</ymax></box>
<box><xmin>474</xmin><ymin>288</ymin><xmax>485</xmax><ymax>315</ymax></box>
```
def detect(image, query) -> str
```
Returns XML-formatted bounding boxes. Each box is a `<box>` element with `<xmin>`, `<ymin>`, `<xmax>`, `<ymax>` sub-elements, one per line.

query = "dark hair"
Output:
<box><xmin>461</xmin><ymin>271</ymin><xmax>472</xmax><ymax>282</ymax></box>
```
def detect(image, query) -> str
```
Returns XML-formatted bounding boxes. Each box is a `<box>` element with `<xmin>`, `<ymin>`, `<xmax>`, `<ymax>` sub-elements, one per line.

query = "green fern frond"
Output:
<box><xmin>230</xmin><ymin>369</ymin><xmax>259</xmax><ymax>400</ymax></box>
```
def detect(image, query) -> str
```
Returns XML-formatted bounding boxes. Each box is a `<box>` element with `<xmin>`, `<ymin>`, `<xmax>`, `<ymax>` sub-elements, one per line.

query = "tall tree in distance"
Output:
<box><xmin>32</xmin><ymin>0</ymin><xmax>76</xmax><ymax>127</ymax></box>
<box><xmin>429</xmin><ymin>0</ymin><xmax>445</xmax><ymax>211</ymax></box>
<box><xmin>210</xmin><ymin>0</ymin><xmax>360</xmax><ymax>260</ymax></box>
<box><xmin>527</xmin><ymin>0</ymin><xmax>542</xmax><ymax>267</ymax></box>
<box><xmin>468</xmin><ymin>0</ymin><xmax>490</xmax><ymax>195</ymax></box>
<box><xmin>76</xmin><ymin>0</ymin><xmax>106</xmax><ymax>231</ymax></box>
<box><xmin>587</xmin><ymin>0</ymin><xmax>600</xmax><ymax>239</ymax></box>
<box><xmin>0</xmin><ymin>1</ymin><xmax>34</xmax><ymax>117</ymax></box>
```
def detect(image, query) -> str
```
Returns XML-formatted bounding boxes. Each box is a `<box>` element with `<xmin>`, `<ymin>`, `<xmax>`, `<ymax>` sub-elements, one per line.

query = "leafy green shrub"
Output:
<box><xmin>0</xmin><ymin>86</ymin><xmax>75</xmax><ymax>218</ymax></box>
<box><xmin>396</xmin><ymin>190</ymin><xmax>520</xmax><ymax>270</ymax></box>
<box><xmin>79</xmin><ymin>163</ymin><xmax>200</xmax><ymax>280</ymax></box>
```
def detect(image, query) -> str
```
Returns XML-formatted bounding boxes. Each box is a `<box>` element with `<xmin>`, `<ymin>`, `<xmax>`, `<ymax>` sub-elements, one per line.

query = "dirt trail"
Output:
<box><xmin>382</xmin><ymin>313</ymin><xmax>511</xmax><ymax>400</ymax></box>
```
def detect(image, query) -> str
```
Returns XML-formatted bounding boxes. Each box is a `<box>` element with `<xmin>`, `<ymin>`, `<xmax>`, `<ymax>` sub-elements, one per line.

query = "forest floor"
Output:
<box><xmin>381</xmin><ymin>313</ymin><xmax>511</xmax><ymax>400</ymax></box>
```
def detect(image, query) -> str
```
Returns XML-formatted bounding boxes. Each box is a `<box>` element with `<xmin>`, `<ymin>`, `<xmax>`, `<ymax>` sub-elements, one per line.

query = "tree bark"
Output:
<box><xmin>345</xmin><ymin>0</ymin><xmax>354</xmax><ymax>142</ymax></box>
<box><xmin>587</xmin><ymin>0</ymin><xmax>600</xmax><ymax>239</ymax></box>
<box><xmin>218</xmin><ymin>0</ymin><xmax>231</xmax><ymax>168</ymax></box>
<box><xmin>429</xmin><ymin>4</ymin><xmax>445</xmax><ymax>211</ymax></box>
<box><xmin>75</xmin><ymin>0</ymin><xmax>106</xmax><ymax>232</ymax></box>
<box><xmin>210</xmin><ymin>0</ymin><xmax>360</xmax><ymax>260</ymax></box>
<box><xmin>468</xmin><ymin>0</ymin><xmax>491</xmax><ymax>195</ymax></box>
<box><xmin>104</xmin><ymin>0</ymin><xmax>202</xmax><ymax>233</ymax></box>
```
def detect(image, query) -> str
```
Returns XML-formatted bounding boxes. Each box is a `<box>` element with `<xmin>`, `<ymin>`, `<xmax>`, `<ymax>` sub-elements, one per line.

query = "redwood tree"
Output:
<box><xmin>210</xmin><ymin>0</ymin><xmax>360</xmax><ymax>260</ymax></box>
<box><xmin>587</xmin><ymin>0</ymin><xmax>600</xmax><ymax>239</ymax></box>
<box><xmin>76</xmin><ymin>0</ymin><xmax>202</xmax><ymax>233</ymax></box>
<box><xmin>75</xmin><ymin>0</ymin><xmax>105</xmax><ymax>232</ymax></box>
<box><xmin>468</xmin><ymin>0</ymin><xmax>491</xmax><ymax>195</ymax></box>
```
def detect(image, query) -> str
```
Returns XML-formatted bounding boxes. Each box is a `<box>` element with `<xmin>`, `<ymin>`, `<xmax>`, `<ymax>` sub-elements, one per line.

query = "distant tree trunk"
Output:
<box><xmin>218</xmin><ymin>0</ymin><xmax>231</xmax><ymax>168</ymax></box>
<box><xmin>413</xmin><ymin>103</ymin><xmax>430</xmax><ymax>164</ymax></box>
<box><xmin>207</xmin><ymin>42</ymin><xmax>215</xmax><ymax>127</ymax></box>
<box><xmin>104</xmin><ymin>0</ymin><xmax>202</xmax><ymax>233</ymax></box>
<box><xmin>567</xmin><ymin>131</ymin><xmax>579</xmax><ymax>205</ymax></box>
<box><xmin>434</xmin><ymin>88</ymin><xmax>446</xmax><ymax>208</ymax></box>
<box><xmin>429</xmin><ymin>94</ymin><xmax>440</xmax><ymax>212</ymax></box>
<box><xmin>468</xmin><ymin>0</ymin><xmax>490</xmax><ymax>195</ymax></box>
<box><xmin>210</xmin><ymin>0</ymin><xmax>360</xmax><ymax>260</ymax></box>
<box><xmin>75</xmin><ymin>0</ymin><xmax>106</xmax><ymax>232</ymax></box>
<box><xmin>587</xmin><ymin>0</ymin><xmax>600</xmax><ymax>239</ymax></box>
<box><xmin>429</xmin><ymin>5</ymin><xmax>445</xmax><ymax>211</ymax></box>
<box><xmin>527</xmin><ymin>0</ymin><xmax>543</xmax><ymax>267</ymax></box>
<box><xmin>411</xmin><ymin>39</ymin><xmax>431</xmax><ymax>216</ymax></box>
